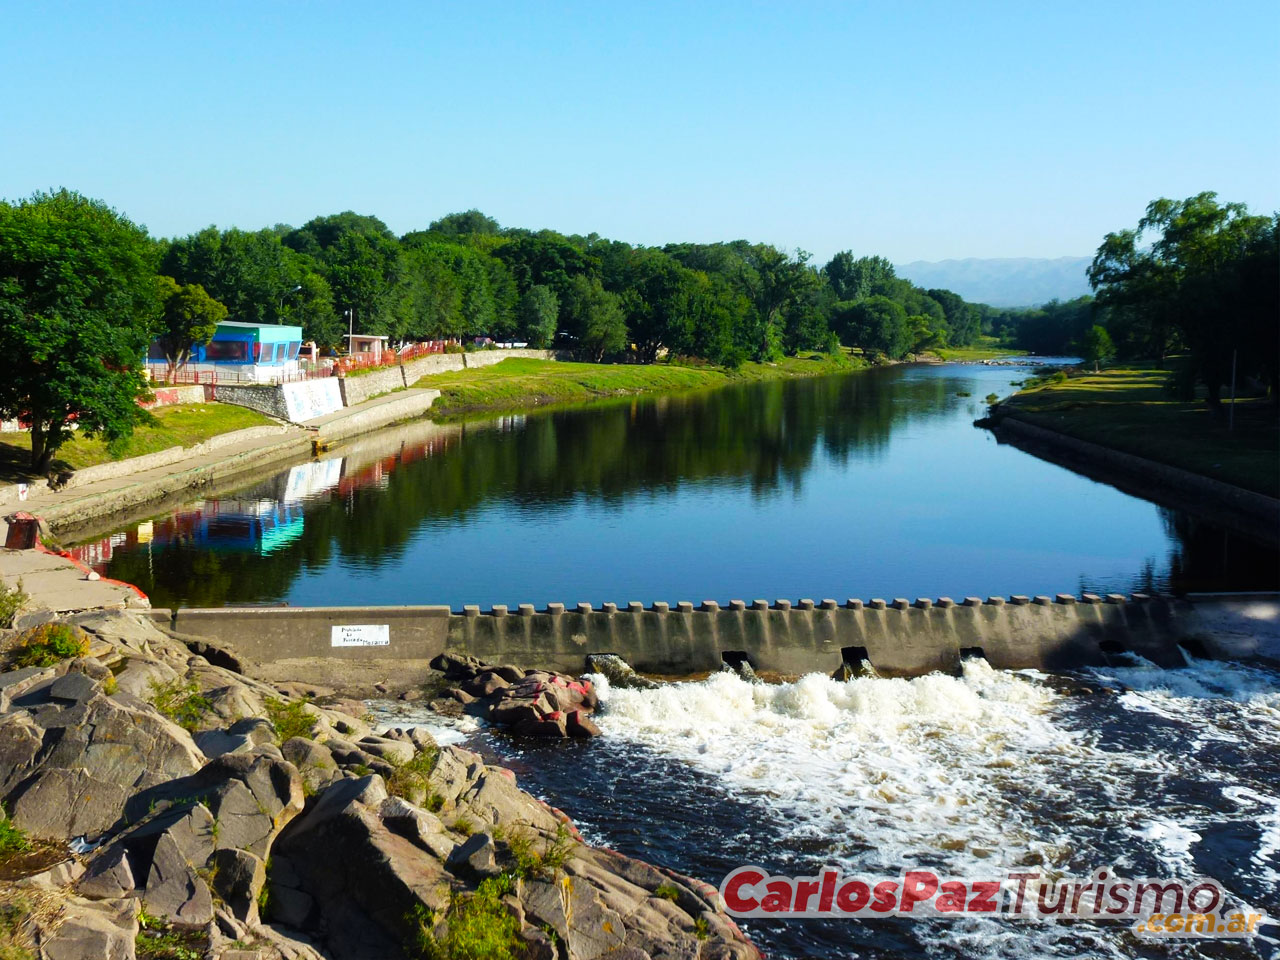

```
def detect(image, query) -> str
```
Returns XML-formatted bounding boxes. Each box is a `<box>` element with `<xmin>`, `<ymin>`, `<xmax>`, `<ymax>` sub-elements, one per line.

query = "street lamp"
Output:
<box><xmin>278</xmin><ymin>285</ymin><xmax>302</xmax><ymax>321</ymax></box>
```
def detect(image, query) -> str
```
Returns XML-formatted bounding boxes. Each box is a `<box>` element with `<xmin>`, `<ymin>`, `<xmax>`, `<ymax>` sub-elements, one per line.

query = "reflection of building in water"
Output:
<box><xmin>66</xmin><ymin>425</ymin><xmax>465</xmax><ymax>574</ymax></box>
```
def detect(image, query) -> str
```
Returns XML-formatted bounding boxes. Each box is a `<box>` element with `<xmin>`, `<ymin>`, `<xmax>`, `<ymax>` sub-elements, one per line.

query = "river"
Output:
<box><xmin>75</xmin><ymin>360</ymin><xmax>1279</xmax><ymax>607</ymax></box>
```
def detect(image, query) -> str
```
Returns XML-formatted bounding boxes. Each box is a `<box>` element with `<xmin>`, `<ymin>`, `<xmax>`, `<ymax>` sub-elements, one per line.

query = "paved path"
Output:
<box><xmin>0</xmin><ymin>547</ymin><xmax>148</xmax><ymax>615</ymax></box>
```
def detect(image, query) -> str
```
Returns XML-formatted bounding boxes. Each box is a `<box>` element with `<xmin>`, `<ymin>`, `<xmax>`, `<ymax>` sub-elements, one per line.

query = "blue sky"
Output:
<box><xmin>2</xmin><ymin>1</ymin><xmax>1276</xmax><ymax>261</ymax></box>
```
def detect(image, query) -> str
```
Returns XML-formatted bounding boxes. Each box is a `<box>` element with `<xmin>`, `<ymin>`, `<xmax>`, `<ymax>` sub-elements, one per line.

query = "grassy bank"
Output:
<box><xmin>414</xmin><ymin>352</ymin><xmax>867</xmax><ymax>418</ymax></box>
<box><xmin>927</xmin><ymin>337</ymin><xmax>1027</xmax><ymax>362</ymax></box>
<box><xmin>999</xmin><ymin>365</ymin><xmax>1279</xmax><ymax>497</ymax></box>
<box><xmin>0</xmin><ymin>403</ymin><xmax>275</xmax><ymax>482</ymax></box>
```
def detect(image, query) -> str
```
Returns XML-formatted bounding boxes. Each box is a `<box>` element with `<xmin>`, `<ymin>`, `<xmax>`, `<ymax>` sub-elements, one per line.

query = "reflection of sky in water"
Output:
<box><xmin>83</xmin><ymin>363</ymin><xmax>1278</xmax><ymax>608</ymax></box>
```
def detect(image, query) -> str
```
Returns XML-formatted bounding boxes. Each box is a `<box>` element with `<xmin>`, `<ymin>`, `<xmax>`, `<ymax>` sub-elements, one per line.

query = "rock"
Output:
<box><xmin>281</xmin><ymin>737</ymin><xmax>341</xmax><ymax>793</ymax></box>
<box><xmin>8</xmin><ymin>767</ymin><xmax>128</xmax><ymax>839</ymax></box>
<box><xmin>16</xmin><ymin>856</ymin><xmax>85</xmax><ymax>888</ymax></box>
<box><xmin>274</xmin><ymin>776</ymin><xmax>449</xmax><ymax>960</ymax></box>
<box><xmin>0</xmin><ymin>665</ymin><xmax>56</xmax><ymax>711</ymax></box>
<box><xmin>77</xmin><ymin>843</ymin><xmax>135</xmax><ymax>900</ymax></box>
<box><xmin>491</xmin><ymin>665</ymin><xmax>525</xmax><ymax>684</ymax></box>
<box><xmin>145</xmin><ymin>832</ymin><xmax>215</xmax><ymax>927</ymax></box>
<box><xmin>378</xmin><ymin>796</ymin><xmax>454</xmax><ymax>860</ymax></box>
<box><xmin>567</xmin><ymin>711</ymin><xmax>602</xmax><ymax>738</ymax></box>
<box><xmin>203</xmin><ymin>683</ymin><xmax>265</xmax><ymax>726</ymax></box>
<box><xmin>446</xmin><ymin>831</ymin><xmax>501</xmax><ymax>880</ymax></box>
<box><xmin>274</xmin><ymin>680</ymin><xmax>334</xmax><ymax>700</ymax></box>
<box><xmin>111</xmin><ymin>657</ymin><xmax>179</xmax><ymax>699</ymax></box>
<box><xmin>181</xmin><ymin>637</ymin><xmax>246</xmax><ymax>674</ymax></box>
<box><xmin>47</xmin><ymin>670</ymin><xmax>100</xmax><ymax>703</ymax></box>
<box><xmin>228</xmin><ymin>716</ymin><xmax>275</xmax><ymax>745</ymax></box>
<box><xmin>40</xmin><ymin>896</ymin><xmax>138</xmax><ymax>960</ymax></box>
<box><xmin>513</xmin><ymin>713</ymin><xmax>569</xmax><ymax>738</ymax></box>
<box><xmin>211</xmin><ymin>847</ymin><xmax>267</xmax><ymax>924</ymax></box>
<box><xmin>194</xmin><ymin>729</ymin><xmax>253</xmax><ymax>759</ymax></box>
<box><xmin>429</xmin><ymin>652</ymin><xmax>484</xmax><ymax>681</ymax></box>
<box><xmin>356</xmin><ymin>736</ymin><xmax>414</xmax><ymax>765</ymax></box>
<box><xmin>66</xmin><ymin>656</ymin><xmax>112</xmax><ymax>682</ymax></box>
<box><xmin>586</xmin><ymin>653</ymin><xmax>660</xmax><ymax>690</ymax></box>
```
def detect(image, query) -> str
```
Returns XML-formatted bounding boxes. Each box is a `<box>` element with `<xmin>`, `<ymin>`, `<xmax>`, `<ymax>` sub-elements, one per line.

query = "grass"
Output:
<box><xmin>7</xmin><ymin>623</ymin><xmax>89</xmax><ymax>669</ymax></box>
<box><xmin>0</xmin><ymin>403</ymin><xmax>275</xmax><ymax>482</ymax></box>
<box><xmin>0</xmin><ymin>816</ymin><xmax>31</xmax><ymax>863</ymax></box>
<box><xmin>136</xmin><ymin>908</ymin><xmax>206</xmax><ymax>960</ymax></box>
<box><xmin>413</xmin><ymin>352</ymin><xmax>864</xmax><ymax>419</ymax></box>
<box><xmin>385</xmin><ymin>746</ymin><xmax>440</xmax><ymax>803</ymax></box>
<box><xmin>1000</xmin><ymin>363</ymin><xmax>1279</xmax><ymax>497</ymax></box>
<box><xmin>147</xmin><ymin>678</ymin><xmax>212</xmax><ymax>732</ymax></box>
<box><xmin>496</xmin><ymin>824</ymin><xmax>574</xmax><ymax>880</ymax></box>
<box><xmin>0</xmin><ymin>582</ymin><xmax>27</xmax><ymax>630</ymax></box>
<box><xmin>407</xmin><ymin>874</ymin><xmax>523</xmax><ymax>960</ymax></box>
<box><xmin>264</xmin><ymin>697</ymin><xmax>317</xmax><ymax>743</ymax></box>
<box><xmin>928</xmin><ymin>337</ymin><xmax>1027</xmax><ymax>362</ymax></box>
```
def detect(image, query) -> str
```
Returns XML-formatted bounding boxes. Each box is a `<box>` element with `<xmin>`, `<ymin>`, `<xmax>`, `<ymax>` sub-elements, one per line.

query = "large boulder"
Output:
<box><xmin>0</xmin><ymin>683</ymin><xmax>204</xmax><ymax>841</ymax></box>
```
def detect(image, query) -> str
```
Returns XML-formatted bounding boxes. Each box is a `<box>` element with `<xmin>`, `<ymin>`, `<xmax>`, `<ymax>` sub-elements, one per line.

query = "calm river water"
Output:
<box><xmin>77</xmin><ymin>361</ymin><xmax>1277</xmax><ymax>607</ymax></box>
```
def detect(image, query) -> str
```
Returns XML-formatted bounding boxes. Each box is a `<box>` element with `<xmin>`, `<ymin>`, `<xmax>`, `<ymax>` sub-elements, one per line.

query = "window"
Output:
<box><xmin>287</xmin><ymin>342</ymin><xmax>301</xmax><ymax>360</ymax></box>
<box><xmin>206</xmin><ymin>340</ymin><xmax>250</xmax><ymax>362</ymax></box>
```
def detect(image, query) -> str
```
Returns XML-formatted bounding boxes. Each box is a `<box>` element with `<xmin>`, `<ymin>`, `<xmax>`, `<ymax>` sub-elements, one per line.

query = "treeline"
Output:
<box><xmin>161</xmin><ymin>209</ymin><xmax>986</xmax><ymax>365</ymax></box>
<box><xmin>982</xmin><ymin>193</ymin><xmax>1279</xmax><ymax>402</ymax></box>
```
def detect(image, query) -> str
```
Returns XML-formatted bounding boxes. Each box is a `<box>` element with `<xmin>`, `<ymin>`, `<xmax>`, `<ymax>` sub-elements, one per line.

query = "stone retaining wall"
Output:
<box><xmin>158</xmin><ymin>592</ymin><xmax>1280</xmax><ymax>693</ymax></box>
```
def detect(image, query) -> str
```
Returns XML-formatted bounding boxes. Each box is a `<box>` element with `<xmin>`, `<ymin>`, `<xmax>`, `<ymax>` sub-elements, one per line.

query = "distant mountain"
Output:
<box><xmin>895</xmin><ymin>256</ymin><xmax>1092</xmax><ymax>308</ymax></box>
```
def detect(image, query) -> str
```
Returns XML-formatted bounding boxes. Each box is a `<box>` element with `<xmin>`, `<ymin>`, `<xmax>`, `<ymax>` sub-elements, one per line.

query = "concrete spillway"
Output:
<box><xmin>156</xmin><ymin>591</ymin><xmax>1280</xmax><ymax>693</ymax></box>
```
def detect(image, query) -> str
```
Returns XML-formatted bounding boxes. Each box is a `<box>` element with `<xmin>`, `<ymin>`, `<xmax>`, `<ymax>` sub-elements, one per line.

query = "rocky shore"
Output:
<box><xmin>0</xmin><ymin>611</ymin><xmax>760</xmax><ymax>960</ymax></box>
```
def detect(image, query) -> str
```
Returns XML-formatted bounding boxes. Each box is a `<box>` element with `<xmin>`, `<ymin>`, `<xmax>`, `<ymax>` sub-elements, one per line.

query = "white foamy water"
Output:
<box><xmin>584</xmin><ymin>659</ymin><xmax>1280</xmax><ymax>958</ymax></box>
<box><xmin>587</xmin><ymin>662</ymin><xmax>1086</xmax><ymax>874</ymax></box>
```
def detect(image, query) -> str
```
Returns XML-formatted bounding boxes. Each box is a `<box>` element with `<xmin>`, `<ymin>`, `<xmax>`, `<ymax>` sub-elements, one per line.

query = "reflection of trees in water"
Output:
<box><xmin>1156</xmin><ymin>507</ymin><xmax>1279</xmax><ymax>594</ymax></box>
<box><xmin>108</xmin><ymin>370</ymin><xmax>957</xmax><ymax>605</ymax></box>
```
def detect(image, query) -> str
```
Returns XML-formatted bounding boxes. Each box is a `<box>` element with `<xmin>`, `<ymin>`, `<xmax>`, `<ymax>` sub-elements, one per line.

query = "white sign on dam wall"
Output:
<box><xmin>330</xmin><ymin>624</ymin><xmax>390</xmax><ymax>647</ymax></box>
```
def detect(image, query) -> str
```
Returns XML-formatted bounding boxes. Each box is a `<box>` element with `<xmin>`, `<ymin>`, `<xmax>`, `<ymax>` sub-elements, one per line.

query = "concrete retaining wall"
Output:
<box><xmin>161</xmin><ymin>591</ymin><xmax>1279</xmax><ymax>693</ymax></box>
<box><xmin>993</xmin><ymin>413</ymin><xmax>1280</xmax><ymax>545</ymax></box>
<box><xmin>216</xmin><ymin>381</ymin><xmax>343</xmax><ymax>423</ymax></box>
<box><xmin>140</xmin><ymin>384</ymin><xmax>209</xmax><ymax>409</ymax></box>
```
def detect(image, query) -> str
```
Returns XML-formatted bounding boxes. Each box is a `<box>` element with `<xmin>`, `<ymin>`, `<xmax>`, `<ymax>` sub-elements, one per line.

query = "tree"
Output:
<box><xmin>823</xmin><ymin>253</ymin><xmax>895</xmax><ymax>301</ymax></box>
<box><xmin>1081</xmin><ymin>325</ymin><xmax>1115</xmax><ymax>372</ymax></box>
<box><xmin>154</xmin><ymin>276</ymin><xmax>227</xmax><ymax>379</ymax></box>
<box><xmin>833</xmin><ymin>295</ymin><xmax>909</xmax><ymax>358</ymax></box>
<box><xmin>564</xmin><ymin>275</ymin><xmax>627</xmax><ymax>361</ymax></box>
<box><xmin>517</xmin><ymin>285</ymin><xmax>559</xmax><ymax>347</ymax></box>
<box><xmin>0</xmin><ymin>190</ymin><xmax>160</xmax><ymax>471</ymax></box>
<box><xmin>1089</xmin><ymin>192</ymin><xmax>1277</xmax><ymax>404</ymax></box>
<box><xmin>427</xmin><ymin>209</ymin><xmax>501</xmax><ymax>237</ymax></box>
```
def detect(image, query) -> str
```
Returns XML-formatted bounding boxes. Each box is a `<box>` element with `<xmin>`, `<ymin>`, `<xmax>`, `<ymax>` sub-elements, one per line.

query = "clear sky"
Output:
<box><xmin>2</xmin><ymin>1</ymin><xmax>1276</xmax><ymax>262</ymax></box>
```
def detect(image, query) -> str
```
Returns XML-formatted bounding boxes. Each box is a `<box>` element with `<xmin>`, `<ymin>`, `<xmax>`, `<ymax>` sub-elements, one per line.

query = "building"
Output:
<box><xmin>345</xmin><ymin>334</ymin><xmax>389</xmax><ymax>360</ymax></box>
<box><xmin>148</xmin><ymin>321</ymin><xmax>305</xmax><ymax>383</ymax></box>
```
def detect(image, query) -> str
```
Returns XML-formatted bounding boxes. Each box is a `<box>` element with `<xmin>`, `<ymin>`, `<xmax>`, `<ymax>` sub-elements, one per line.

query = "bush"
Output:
<box><xmin>0</xmin><ymin>812</ymin><xmax>31</xmax><ymax>862</ymax></box>
<box><xmin>9</xmin><ymin>623</ymin><xmax>89</xmax><ymax>668</ymax></box>
<box><xmin>444</xmin><ymin>342</ymin><xmax>466</xmax><ymax>355</ymax></box>
<box><xmin>385</xmin><ymin>746</ymin><xmax>440</xmax><ymax>802</ymax></box>
<box><xmin>0</xmin><ymin>581</ymin><xmax>27</xmax><ymax>630</ymax></box>
<box><xmin>148</xmin><ymin>678</ymin><xmax>211</xmax><ymax>732</ymax></box>
<box><xmin>408</xmin><ymin>874</ymin><xmax>522</xmax><ymax>960</ymax></box>
<box><xmin>499</xmin><ymin>824</ymin><xmax>574</xmax><ymax>880</ymax></box>
<box><xmin>264</xmin><ymin>697</ymin><xmax>316</xmax><ymax>743</ymax></box>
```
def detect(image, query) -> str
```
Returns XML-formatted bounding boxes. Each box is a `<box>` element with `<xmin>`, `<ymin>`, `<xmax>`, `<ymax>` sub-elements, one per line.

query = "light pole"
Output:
<box><xmin>344</xmin><ymin>308</ymin><xmax>355</xmax><ymax>348</ymax></box>
<box><xmin>278</xmin><ymin>285</ymin><xmax>302</xmax><ymax>322</ymax></box>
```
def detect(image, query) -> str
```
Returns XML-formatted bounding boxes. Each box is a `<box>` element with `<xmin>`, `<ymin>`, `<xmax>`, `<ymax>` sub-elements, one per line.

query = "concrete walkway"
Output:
<box><xmin>2</xmin><ymin>388</ymin><xmax>440</xmax><ymax>536</ymax></box>
<box><xmin>0</xmin><ymin>547</ymin><xmax>149</xmax><ymax>617</ymax></box>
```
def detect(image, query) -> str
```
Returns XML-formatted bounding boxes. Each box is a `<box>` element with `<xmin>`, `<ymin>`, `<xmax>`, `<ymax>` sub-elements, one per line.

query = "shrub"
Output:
<box><xmin>0</xmin><ymin>813</ymin><xmax>31</xmax><ymax>862</ymax></box>
<box><xmin>147</xmin><ymin>678</ymin><xmax>211</xmax><ymax>732</ymax></box>
<box><xmin>9</xmin><ymin>623</ymin><xmax>89</xmax><ymax>668</ymax></box>
<box><xmin>451</xmin><ymin>817</ymin><xmax>474</xmax><ymax>837</ymax></box>
<box><xmin>385</xmin><ymin>746</ymin><xmax>440</xmax><ymax>802</ymax></box>
<box><xmin>408</xmin><ymin>874</ymin><xmax>521</xmax><ymax>960</ymax></box>
<box><xmin>501</xmin><ymin>823</ymin><xmax>574</xmax><ymax>879</ymax></box>
<box><xmin>653</xmin><ymin>884</ymin><xmax>680</xmax><ymax>902</ymax></box>
<box><xmin>0</xmin><ymin>581</ymin><xmax>28</xmax><ymax>630</ymax></box>
<box><xmin>264</xmin><ymin>697</ymin><xmax>316</xmax><ymax>743</ymax></box>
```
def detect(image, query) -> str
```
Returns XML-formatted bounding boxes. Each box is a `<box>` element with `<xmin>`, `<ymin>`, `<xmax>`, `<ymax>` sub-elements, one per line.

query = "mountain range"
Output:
<box><xmin>895</xmin><ymin>256</ymin><xmax>1093</xmax><ymax>308</ymax></box>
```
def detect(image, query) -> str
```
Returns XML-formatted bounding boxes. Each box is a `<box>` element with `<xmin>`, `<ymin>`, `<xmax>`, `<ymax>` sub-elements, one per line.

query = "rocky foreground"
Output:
<box><xmin>0</xmin><ymin>612</ymin><xmax>759</xmax><ymax>960</ymax></box>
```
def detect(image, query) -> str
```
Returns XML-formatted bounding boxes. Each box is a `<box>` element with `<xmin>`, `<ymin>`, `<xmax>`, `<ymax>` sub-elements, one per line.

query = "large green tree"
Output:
<box><xmin>0</xmin><ymin>190</ymin><xmax>160</xmax><ymax>471</ymax></box>
<box><xmin>153</xmin><ymin>276</ymin><xmax>227</xmax><ymax>379</ymax></box>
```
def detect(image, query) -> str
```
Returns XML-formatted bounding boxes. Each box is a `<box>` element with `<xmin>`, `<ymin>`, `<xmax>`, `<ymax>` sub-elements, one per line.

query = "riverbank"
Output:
<box><xmin>0</xmin><ymin>404</ymin><xmax>276</xmax><ymax>484</ymax></box>
<box><xmin>926</xmin><ymin>337</ymin><xmax>1027</xmax><ymax>362</ymax></box>
<box><xmin>414</xmin><ymin>351</ymin><xmax>866</xmax><ymax>419</ymax></box>
<box><xmin>987</xmin><ymin>365</ymin><xmax>1279</xmax><ymax>545</ymax></box>
<box><xmin>995</xmin><ymin>365</ymin><xmax>1278</xmax><ymax>497</ymax></box>
<box><xmin>0</xmin><ymin>389</ymin><xmax>439</xmax><ymax>536</ymax></box>
<box><xmin>0</xmin><ymin>605</ymin><xmax>760</xmax><ymax>960</ymax></box>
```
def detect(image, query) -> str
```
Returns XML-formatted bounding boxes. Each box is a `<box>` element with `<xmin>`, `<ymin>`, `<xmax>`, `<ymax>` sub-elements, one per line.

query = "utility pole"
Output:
<box><xmin>278</xmin><ymin>285</ymin><xmax>302</xmax><ymax>322</ymax></box>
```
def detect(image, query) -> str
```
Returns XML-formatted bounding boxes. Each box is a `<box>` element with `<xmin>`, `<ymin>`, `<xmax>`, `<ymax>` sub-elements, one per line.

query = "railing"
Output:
<box><xmin>147</xmin><ymin>341</ymin><xmax>458</xmax><ymax>386</ymax></box>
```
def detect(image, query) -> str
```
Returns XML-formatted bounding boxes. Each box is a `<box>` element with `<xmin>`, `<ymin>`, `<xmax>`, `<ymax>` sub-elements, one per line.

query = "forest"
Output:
<box><xmin>158</xmin><ymin>208</ymin><xmax>987</xmax><ymax>366</ymax></box>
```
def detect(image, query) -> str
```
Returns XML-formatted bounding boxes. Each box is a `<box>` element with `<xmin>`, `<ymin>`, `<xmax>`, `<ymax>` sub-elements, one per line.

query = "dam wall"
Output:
<box><xmin>156</xmin><ymin>591</ymin><xmax>1280</xmax><ymax>693</ymax></box>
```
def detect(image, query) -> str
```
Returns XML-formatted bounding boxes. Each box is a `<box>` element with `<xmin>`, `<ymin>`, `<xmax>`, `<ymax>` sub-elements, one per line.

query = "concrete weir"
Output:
<box><xmin>159</xmin><ymin>591</ymin><xmax>1280</xmax><ymax>692</ymax></box>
